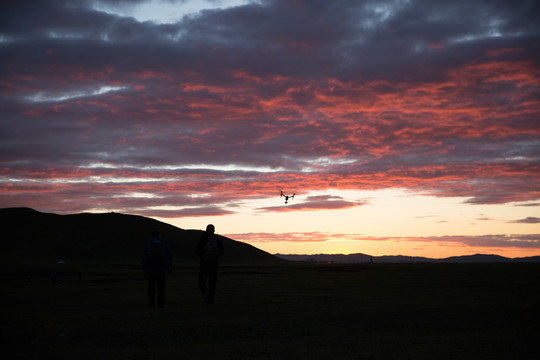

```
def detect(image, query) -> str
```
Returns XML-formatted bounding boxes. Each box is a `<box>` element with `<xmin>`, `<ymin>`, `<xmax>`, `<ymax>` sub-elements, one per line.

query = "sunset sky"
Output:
<box><xmin>1</xmin><ymin>0</ymin><xmax>539</xmax><ymax>258</ymax></box>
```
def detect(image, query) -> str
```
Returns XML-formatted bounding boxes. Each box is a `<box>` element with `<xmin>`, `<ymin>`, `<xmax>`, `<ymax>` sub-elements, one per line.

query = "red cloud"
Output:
<box><xmin>1</xmin><ymin>0</ymin><xmax>539</xmax><ymax>218</ymax></box>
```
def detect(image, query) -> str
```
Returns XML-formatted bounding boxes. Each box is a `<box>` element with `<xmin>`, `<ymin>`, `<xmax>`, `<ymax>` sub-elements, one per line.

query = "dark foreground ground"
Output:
<box><xmin>3</xmin><ymin>262</ymin><xmax>539</xmax><ymax>359</ymax></box>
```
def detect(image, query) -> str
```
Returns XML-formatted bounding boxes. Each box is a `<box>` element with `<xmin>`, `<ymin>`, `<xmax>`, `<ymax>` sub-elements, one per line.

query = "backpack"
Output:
<box><xmin>148</xmin><ymin>240</ymin><xmax>165</xmax><ymax>267</ymax></box>
<box><xmin>203</xmin><ymin>236</ymin><xmax>220</xmax><ymax>262</ymax></box>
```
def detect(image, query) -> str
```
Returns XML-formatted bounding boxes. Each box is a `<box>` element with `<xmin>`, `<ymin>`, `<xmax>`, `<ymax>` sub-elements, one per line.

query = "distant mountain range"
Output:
<box><xmin>1</xmin><ymin>207</ymin><xmax>283</xmax><ymax>266</ymax></box>
<box><xmin>275</xmin><ymin>253</ymin><xmax>540</xmax><ymax>263</ymax></box>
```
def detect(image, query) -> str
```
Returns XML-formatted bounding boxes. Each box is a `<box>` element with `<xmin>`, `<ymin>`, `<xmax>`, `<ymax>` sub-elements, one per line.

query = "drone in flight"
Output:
<box><xmin>280</xmin><ymin>191</ymin><xmax>295</xmax><ymax>204</ymax></box>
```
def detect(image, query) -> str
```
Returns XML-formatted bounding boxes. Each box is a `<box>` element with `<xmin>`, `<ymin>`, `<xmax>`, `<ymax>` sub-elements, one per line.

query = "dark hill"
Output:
<box><xmin>1</xmin><ymin>207</ymin><xmax>283</xmax><ymax>266</ymax></box>
<box><xmin>275</xmin><ymin>252</ymin><xmax>540</xmax><ymax>263</ymax></box>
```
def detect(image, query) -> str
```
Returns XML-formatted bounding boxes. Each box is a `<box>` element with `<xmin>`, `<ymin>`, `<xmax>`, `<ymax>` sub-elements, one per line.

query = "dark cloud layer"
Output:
<box><xmin>1</xmin><ymin>0</ymin><xmax>539</xmax><ymax>221</ymax></box>
<box><xmin>510</xmin><ymin>217</ymin><xmax>540</xmax><ymax>224</ymax></box>
<box><xmin>258</xmin><ymin>194</ymin><xmax>365</xmax><ymax>213</ymax></box>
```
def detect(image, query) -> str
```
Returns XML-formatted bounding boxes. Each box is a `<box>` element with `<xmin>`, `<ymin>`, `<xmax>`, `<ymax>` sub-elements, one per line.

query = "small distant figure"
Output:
<box><xmin>280</xmin><ymin>191</ymin><xmax>295</xmax><ymax>204</ymax></box>
<box><xmin>370</xmin><ymin>257</ymin><xmax>373</xmax><ymax>264</ymax></box>
<box><xmin>195</xmin><ymin>224</ymin><xmax>224</xmax><ymax>304</ymax></box>
<box><xmin>142</xmin><ymin>231</ymin><xmax>172</xmax><ymax>308</ymax></box>
<box><xmin>50</xmin><ymin>271</ymin><xmax>63</xmax><ymax>286</ymax></box>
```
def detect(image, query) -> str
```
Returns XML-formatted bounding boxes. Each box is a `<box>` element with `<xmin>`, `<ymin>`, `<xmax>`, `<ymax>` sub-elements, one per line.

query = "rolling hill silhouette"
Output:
<box><xmin>1</xmin><ymin>207</ymin><xmax>283</xmax><ymax>266</ymax></box>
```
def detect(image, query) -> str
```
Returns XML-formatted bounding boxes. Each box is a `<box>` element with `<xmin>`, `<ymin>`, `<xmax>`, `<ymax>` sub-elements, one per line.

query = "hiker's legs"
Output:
<box><xmin>156</xmin><ymin>274</ymin><xmax>166</xmax><ymax>308</ymax></box>
<box><xmin>198</xmin><ymin>263</ymin><xmax>209</xmax><ymax>296</ymax></box>
<box><xmin>147</xmin><ymin>274</ymin><xmax>156</xmax><ymax>308</ymax></box>
<box><xmin>207</xmin><ymin>262</ymin><xmax>218</xmax><ymax>303</ymax></box>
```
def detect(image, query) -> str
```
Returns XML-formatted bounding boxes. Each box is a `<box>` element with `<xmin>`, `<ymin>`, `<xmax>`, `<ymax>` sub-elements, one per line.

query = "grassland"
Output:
<box><xmin>3</xmin><ymin>262</ymin><xmax>539</xmax><ymax>359</ymax></box>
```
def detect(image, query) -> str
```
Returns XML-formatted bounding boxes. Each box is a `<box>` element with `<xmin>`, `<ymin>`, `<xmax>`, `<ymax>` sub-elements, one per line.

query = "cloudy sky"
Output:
<box><xmin>1</xmin><ymin>0</ymin><xmax>539</xmax><ymax>258</ymax></box>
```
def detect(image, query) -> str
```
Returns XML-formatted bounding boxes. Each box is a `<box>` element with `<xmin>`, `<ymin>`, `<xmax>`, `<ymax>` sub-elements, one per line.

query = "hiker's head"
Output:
<box><xmin>206</xmin><ymin>224</ymin><xmax>215</xmax><ymax>234</ymax></box>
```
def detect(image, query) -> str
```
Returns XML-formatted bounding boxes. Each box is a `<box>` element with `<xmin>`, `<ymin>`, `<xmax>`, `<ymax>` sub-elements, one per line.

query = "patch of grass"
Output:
<box><xmin>3</xmin><ymin>263</ymin><xmax>539</xmax><ymax>359</ymax></box>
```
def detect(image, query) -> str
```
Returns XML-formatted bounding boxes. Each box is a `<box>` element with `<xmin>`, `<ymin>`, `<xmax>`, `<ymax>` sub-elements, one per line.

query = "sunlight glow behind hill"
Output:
<box><xmin>160</xmin><ymin>189</ymin><xmax>540</xmax><ymax>258</ymax></box>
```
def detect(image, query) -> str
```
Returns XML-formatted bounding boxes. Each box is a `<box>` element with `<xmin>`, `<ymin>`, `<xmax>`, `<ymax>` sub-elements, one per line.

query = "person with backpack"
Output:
<box><xmin>195</xmin><ymin>224</ymin><xmax>224</xmax><ymax>303</ymax></box>
<box><xmin>142</xmin><ymin>231</ymin><xmax>172</xmax><ymax>308</ymax></box>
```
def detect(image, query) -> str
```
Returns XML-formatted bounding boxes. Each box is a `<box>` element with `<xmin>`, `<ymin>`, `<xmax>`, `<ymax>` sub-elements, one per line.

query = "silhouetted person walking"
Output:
<box><xmin>142</xmin><ymin>231</ymin><xmax>172</xmax><ymax>308</ymax></box>
<box><xmin>196</xmin><ymin>224</ymin><xmax>224</xmax><ymax>303</ymax></box>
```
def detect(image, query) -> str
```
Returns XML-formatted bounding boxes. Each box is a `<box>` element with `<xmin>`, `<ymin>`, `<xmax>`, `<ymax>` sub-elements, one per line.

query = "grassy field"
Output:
<box><xmin>3</xmin><ymin>262</ymin><xmax>539</xmax><ymax>359</ymax></box>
